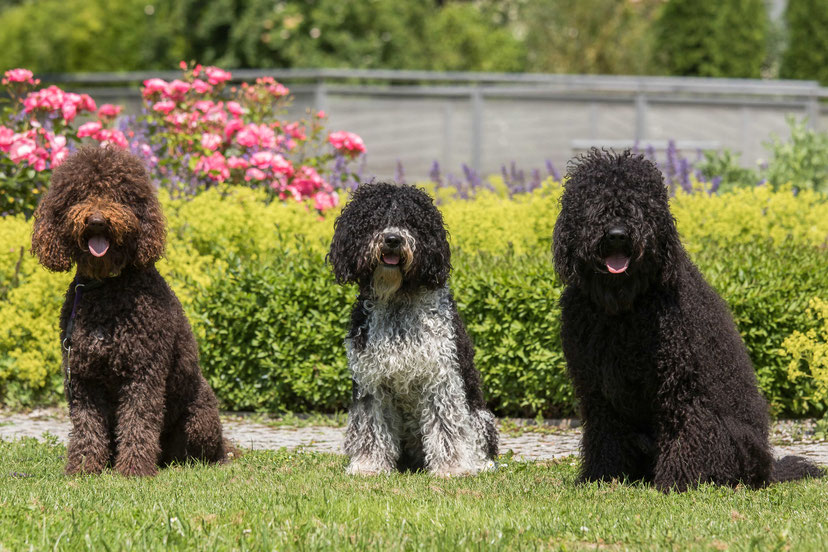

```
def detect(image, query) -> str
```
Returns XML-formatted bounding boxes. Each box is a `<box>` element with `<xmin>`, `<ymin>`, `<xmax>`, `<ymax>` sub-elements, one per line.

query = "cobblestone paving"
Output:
<box><xmin>2</xmin><ymin>409</ymin><xmax>826</xmax><ymax>466</ymax></box>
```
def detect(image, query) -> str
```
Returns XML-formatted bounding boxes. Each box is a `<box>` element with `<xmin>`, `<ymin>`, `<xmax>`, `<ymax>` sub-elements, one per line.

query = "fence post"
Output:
<box><xmin>314</xmin><ymin>78</ymin><xmax>328</xmax><ymax>112</ymax></box>
<box><xmin>635</xmin><ymin>92</ymin><xmax>647</xmax><ymax>142</ymax></box>
<box><xmin>471</xmin><ymin>86</ymin><xmax>483</xmax><ymax>174</ymax></box>
<box><xmin>806</xmin><ymin>90</ymin><xmax>819</xmax><ymax>130</ymax></box>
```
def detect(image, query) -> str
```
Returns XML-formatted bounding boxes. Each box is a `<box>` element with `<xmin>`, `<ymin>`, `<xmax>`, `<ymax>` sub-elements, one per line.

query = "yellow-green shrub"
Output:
<box><xmin>672</xmin><ymin>185</ymin><xmax>828</xmax><ymax>251</ymax></box>
<box><xmin>784</xmin><ymin>297</ymin><xmax>828</xmax><ymax>403</ymax></box>
<box><xmin>2</xmin><ymin>183</ymin><xmax>828</xmax><ymax>416</ymax></box>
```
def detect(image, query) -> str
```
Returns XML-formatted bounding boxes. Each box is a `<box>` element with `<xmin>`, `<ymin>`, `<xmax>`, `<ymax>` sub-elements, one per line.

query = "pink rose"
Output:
<box><xmin>224</xmin><ymin>118</ymin><xmax>244</xmax><ymax>140</ymax></box>
<box><xmin>142</xmin><ymin>78</ymin><xmax>168</xmax><ymax>98</ymax></box>
<box><xmin>226</xmin><ymin>101</ymin><xmax>244</xmax><ymax>117</ymax></box>
<box><xmin>194</xmin><ymin>100</ymin><xmax>214</xmax><ymax>113</ymax></box>
<box><xmin>205</xmin><ymin>66</ymin><xmax>232</xmax><ymax>86</ymax></box>
<box><xmin>166</xmin><ymin>79</ymin><xmax>191</xmax><ymax>101</ymax></box>
<box><xmin>270</xmin><ymin>154</ymin><xmax>294</xmax><ymax>176</ymax></box>
<box><xmin>79</xmin><ymin>94</ymin><xmax>97</xmax><ymax>112</ymax></box>
<box><xmin>95</xmin><ymin>129</ymin><xmax>128</xmax><ymax>148</ymax></box>
<box><xmin>23</xmin><ymin>85</ymin><xmax>65</xmax><ymax>112</ymax></box>
<box><xmin>3</xmin><ymin>68</ymin><xmax>37</xmax><ymax>85</ymax></box>
<box><xmin>165</xmin><ymin>112</ymin><xmax>187</xmax><ymax>128</ymax></box>
<box><xmin>316</xmin><ymin>110</ymin><xmax>326</xmax><ymax>119</ymax></box>
<box><xmin>9</xmin><ymin>136</ymin><xmax>37</xmax><ymax>164</ymax></box>
<box><xmin>257</xmin><ymin>125</ymin><xmax>276</xmax><ymax>149</ymax></box>
<box><xmin>255</xmin><ymin>76</ymin><xmax>289</xmax><ymax>98</ymax></box>
<box><xmin>291</xmin><ymin>165</ymin><xmax>325</xmax><ymax>197</ymax></box>
<box><xmin>245</xmin><ymin>167</ymin><xmax>266</xmax><ymax>181</ymax></box>
<box><xmin>31</xmin><ymin>147</ymin><xmax>48</xmax><ymax>171</ymax></box>
<box><xmin>48</xmin><ymin>133</ymin><xmax>68</xmax><ymax>167</ymax></box>
<box><xmin>250</xmin><ymin>151</ymin><xmax>274</xmax><ymax>168</ymax></box>
<box><xmin>152</xmin><ymin>100</ymin><xmax>176</xmax><ymax>114</ymax></box>
<box><xmin>192</xmin><ymin>79</ymin><xmax>212</xmax><ymax>94</ymax></box>
<box><xmin>77</xmin><ymin>121</ymin><xmax>103</xmax><ymax>138</ymax></box>
<box><xmin>328</xmin><ymin>131</ymin><xmax>366</xmax><ymax>157</ymax></box>
<box><xmin>227</xmin><ymin>156</ymin><xmax>249</xmax><ymax>169</ymax></box>
<box><xmin>313</xmin><ymin>191</ymin><xmax>338</xmax><ymax>211</ymax></box>
<box><xmin>195</xmin><ymin>152</ymin><xmax>229</xmax><ymax>181</ymax></box>
<box><xmin>179</xmin><ymin>61</ymin><xmax>188</xmax><ymax>70</ymax></box>
<box><xmin>235</xmin><ymin>124</ymin><xmax>259</xmax><ymax>147</ymax></box>
<box><xmin>284</xmin><ymin>122</ymin><xmax>306</xmax><ymax>141</ymax></box>
<box><xmin>0</xmin><ymin>126</ymin><xmax>14</xmax><ymax>152</ymax></box>
<box><xmin>61</xmin><ymin>102</ymin><xmax>77</xmax><ymax>122</ymax></box>
<box><xmin>200</xmin><ymin>133</ymin><xmax>223</xmax><ymax>151</ymax></box>
<box><xmin>98</xmin><ymin>104</ymin><xmax>123</xmax><ymax>118</ymax></box>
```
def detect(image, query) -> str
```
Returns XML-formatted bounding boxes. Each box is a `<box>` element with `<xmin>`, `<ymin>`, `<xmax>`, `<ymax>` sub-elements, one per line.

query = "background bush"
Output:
<box><xmin>1</xmin><ymin>0</ymin><xmax>822</xmax><ymax>82</ymax></box>
<box><xmin>653</xmin><ymin>0</ymin><xmax>768</xmax><ymax>78</ymax></box>
<box><xmin>1</xmin><ymin>182</ymin><xmax>827</xmax><ymax>417</ymax></box>
<box><xmin>779</xmin><ymin>0</ymin><xmax>828</xmax><ymax>85</ymax></box>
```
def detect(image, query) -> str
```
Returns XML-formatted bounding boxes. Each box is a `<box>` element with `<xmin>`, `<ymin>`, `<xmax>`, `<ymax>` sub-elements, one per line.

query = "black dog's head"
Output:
<box><xmin>327</xmin><ymin>182</ymin><xmax>451</xmax><ymax>300</ymax></box>
<box><xmin>31</xmin><ymin>146</ymin><xmax>166</xmax><ymax>280</ymax></box>
<box><xmin>552</xmin><ymin>149</ymin><xmax>683</xmax><ymax>314</ymax></box>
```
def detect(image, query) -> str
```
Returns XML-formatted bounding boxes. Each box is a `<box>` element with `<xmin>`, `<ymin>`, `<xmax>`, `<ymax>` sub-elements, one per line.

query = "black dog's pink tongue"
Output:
<box><xmin>382</xmin><ymin>253</ymin><xmax>400</xmax><ymax>266</ymax></box>
<box><xmin>605</xmin><ymin>253</ymin><xmax>630</xmax><ymax>274</ymax></box>
<box><xmin>88</xmin><ymin>235</ymin><xmax>110</xmax><ymax>257</ymax></box>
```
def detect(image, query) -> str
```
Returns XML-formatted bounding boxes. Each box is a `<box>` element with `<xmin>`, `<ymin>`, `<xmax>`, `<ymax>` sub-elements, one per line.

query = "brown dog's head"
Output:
<box><xmin>31</xmin><ymin>146</ymin><xmax>165</xmax><ymax>279</ymax></box>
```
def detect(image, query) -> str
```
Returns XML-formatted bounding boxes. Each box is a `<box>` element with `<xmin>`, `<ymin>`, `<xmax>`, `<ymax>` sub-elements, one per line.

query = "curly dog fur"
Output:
<box><xmin>328</xmin><ymin>182</ymin><xmax>497</xmax><ymax>476</ymax></box>
<box><xmin>32</xmin><ymin>146</ymin><xmax>228</xmax><ymax>477</ymax></box>
<box><xmin>553</xmin><ymin>149</ymin><xmax>821</xmax><ymax>492</ymax></box>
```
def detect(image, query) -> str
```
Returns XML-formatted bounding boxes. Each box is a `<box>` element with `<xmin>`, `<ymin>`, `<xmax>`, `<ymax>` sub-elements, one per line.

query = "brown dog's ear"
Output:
<box><xmin>31</xmin><ymin>195</ymin><xmax>74</xmax><ymax>272</ymax></box>
<box><xmin>134</xmin><ymin>194</ymin><xmax>166</xmax><ymax>267</ymax></box>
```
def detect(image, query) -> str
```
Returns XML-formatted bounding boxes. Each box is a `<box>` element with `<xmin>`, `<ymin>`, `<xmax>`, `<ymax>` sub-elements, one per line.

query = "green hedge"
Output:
<box><xmin>2</xmin><ymin>182</ymin><xmax>828</xmax><ymax>416</ymax></box>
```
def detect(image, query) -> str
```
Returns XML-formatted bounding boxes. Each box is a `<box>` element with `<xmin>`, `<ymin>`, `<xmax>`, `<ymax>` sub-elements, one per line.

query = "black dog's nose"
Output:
<box><xmin>606</xmin><ymin>226</ymin><xmax>627</xmax><ymax>242</ymax></box>
<box><xmin>86</xmin><ymin>212</ymin><xmax>106</xmax><ymax>231</ymax></box>
<box><xmin>384</xmin><ymin>233</ymin><xmax>402</xmax><ymax>248</ymax></box>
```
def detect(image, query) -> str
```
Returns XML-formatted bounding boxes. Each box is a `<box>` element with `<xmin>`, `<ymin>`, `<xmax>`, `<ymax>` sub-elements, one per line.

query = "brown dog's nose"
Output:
<box><xmin>86</xmin><ymin>212</ymin><xmax>106</xmax><ymax>232</ymax></box>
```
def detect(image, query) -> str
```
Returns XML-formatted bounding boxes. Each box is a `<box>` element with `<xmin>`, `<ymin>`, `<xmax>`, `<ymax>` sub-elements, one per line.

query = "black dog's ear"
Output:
<box><xmin>134</xmin><ymin>194</ymin><xmax>166</xmax><ymax>268</ymax></box>
<box><xmin>31</xmin><ymin>188</ymin><xmax>74</xmax><ymax>272</ymax></box>
<box><xmin>552</xmin><ymin>207</ymin><xmax>576</xmax><ymax>286</ymax></box>
<box><xmin>657</xmin><ymin>216</ymin><xmax>684</xmax><ymax>286</ymax></box>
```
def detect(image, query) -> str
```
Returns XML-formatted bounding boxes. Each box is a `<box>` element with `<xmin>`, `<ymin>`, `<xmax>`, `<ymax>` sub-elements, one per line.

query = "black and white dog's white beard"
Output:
<box><xmin>368</xmin><ymin>226</ymin><xmax>415</xmax><ymax>302</ymax></box>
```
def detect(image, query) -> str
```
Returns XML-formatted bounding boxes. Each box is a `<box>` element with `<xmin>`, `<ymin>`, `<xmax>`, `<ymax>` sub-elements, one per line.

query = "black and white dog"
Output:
<box><xmin>328</xmin><ymin>182</ymin><xmax>498</xmax><ymax>476</ymax></box>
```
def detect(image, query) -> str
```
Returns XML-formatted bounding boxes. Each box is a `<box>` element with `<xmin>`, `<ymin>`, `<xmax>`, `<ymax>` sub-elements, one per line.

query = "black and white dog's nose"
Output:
<box><xmin>384</xmin><ymin>233</ymin><xmax>402</xmax><ymax>248</ymax></box>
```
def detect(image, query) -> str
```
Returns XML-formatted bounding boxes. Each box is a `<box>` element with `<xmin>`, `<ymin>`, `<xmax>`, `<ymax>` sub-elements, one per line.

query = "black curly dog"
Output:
<box><xmin>328</xmin><ymin>182</ymin><xmax>497</xmax><ymax>476</ymax></box>
<box><xmin>553</xmin><ymin>149</ymin><xmax>821</xmax><ymax>492</ymax></box>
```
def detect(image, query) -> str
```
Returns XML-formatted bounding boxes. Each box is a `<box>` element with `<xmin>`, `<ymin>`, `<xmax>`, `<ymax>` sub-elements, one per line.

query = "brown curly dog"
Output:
<box><xmin>32</xmin><ymin>145</ymin><xmax>229</xmax><ymax>477</ymax></box>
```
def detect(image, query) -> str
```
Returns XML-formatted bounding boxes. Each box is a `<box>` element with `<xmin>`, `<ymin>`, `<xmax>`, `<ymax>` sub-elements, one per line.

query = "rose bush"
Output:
<box><xmin>0</xmin><ymin>63</ymin><xmax>367</xmax><ymax>216</ymax></box>
<box><xmin>0</xmin><ymin>69</ymin><xmax>120</xmax><ymax>216</ymax></box>
<box><xmin>123</xmin><ymin>62</ymin><xmax>363</xmax><ymax>211</ymax></box>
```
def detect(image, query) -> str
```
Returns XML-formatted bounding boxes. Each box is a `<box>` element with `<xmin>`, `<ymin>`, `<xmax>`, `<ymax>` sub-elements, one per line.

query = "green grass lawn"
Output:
<box><xmin>1</xmin><ymin>437</ymin><xmax>826</xmax><ymax>551</ymax></box>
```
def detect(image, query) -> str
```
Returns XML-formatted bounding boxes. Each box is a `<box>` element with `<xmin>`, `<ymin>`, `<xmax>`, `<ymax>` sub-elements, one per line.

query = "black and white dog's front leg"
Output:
<box><xmin>420</xmin><ymin>382</ymin><xmax>488</xmax><ymax>477</ymax></box>
<box><xmin>344</xmin><ymin>393</ymin><xmax>400</xmax><ymax>475</ymax></box>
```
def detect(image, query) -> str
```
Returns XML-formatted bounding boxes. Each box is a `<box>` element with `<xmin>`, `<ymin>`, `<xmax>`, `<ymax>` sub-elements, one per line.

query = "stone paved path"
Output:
<box><xmin>2</xmin><ymin>409</ymin><xmax>827</xmax><ymax>465</ymax></box>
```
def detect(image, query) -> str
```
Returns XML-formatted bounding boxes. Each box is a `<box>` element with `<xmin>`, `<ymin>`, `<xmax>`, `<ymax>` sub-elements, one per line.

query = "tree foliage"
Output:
<box><xmin>521</xmin><ymin>0</ymin><xmax>662</xmax><ymax>75</ymax></box>
<box><xmin>780</xmin><ymin>0</ymin><xmax>828</xmax><ymax>85</ymax></box>
<box><xmin>654</xmin><ymin>0</ymin><xmax>769</xmax><ymax>78</ymax></box>
<box><xmin>0</xmin><ymin>0</ymin><xmax>184</xmax><ymax>73</ymax></box>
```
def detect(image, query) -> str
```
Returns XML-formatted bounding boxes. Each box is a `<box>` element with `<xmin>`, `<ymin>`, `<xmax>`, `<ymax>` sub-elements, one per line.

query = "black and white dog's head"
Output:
<box><xmin>552</xmin><ymin>149</ymin><xmax>684</xmax><ymax>314</ymax></box>
<box><xmin>328</xmin><ymin>182</ymin><xmax>451</xmax><ymax>300</ymax></box>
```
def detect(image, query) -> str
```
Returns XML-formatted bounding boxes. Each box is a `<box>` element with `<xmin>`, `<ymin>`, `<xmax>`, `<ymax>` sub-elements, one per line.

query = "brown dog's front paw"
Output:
<box><xmin>115</xmin><ymin>458</ymin><xmax>158</xmax><ymax>477</ymax></box>
<box><xmin>65</xmin><ymin>462</ymin><xmax>104</xmax><ymax>476</ymax></box>
<box><xmin>65</xmin><ymin>454</ymin><xmax>106</xmax><ymax>476</ymax></box>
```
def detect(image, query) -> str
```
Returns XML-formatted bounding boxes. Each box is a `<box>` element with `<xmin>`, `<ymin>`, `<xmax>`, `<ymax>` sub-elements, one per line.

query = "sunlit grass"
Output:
<box><xmin>1</xmin><ymin>437</ymin><xmax>826</xmax><ymax>551</ymax></box>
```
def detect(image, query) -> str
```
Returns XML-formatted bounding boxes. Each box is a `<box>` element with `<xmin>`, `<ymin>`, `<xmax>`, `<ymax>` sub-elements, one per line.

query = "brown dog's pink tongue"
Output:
<box><xmin>606</xmin><ymin>254</ymin><xmax>630</xmax><ymax>274</ymax></box>
<box><xmin>88</xmin><ymin>236</ymin><xmax>110</xmax><ymax>257</ymax></box>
